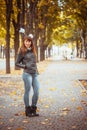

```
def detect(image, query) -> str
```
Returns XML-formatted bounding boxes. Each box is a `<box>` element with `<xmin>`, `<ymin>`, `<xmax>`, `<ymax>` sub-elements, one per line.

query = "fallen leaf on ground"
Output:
<box><xmin>73</xmin><ymin>81</ymin><xmax>80</xmax><ymax>87</ymax></box>
<box><xmin>77</xmin><ymin>106</ymin><xmax>83</xmax><ymax>111</ymax></box>
<box><xmin>0</xmin><ymin>122</ymin><xmax>4</xmax><ymax>125</ymax></box>
<box><xmin>80</xmin><ymin>89</ymin><xmax>87</xmax><ymax>96</ymax></box>
<box><xmin>41</xmin><ymin>122</ymin><xmax>46</xmax><ymax>125</ymax></box>
<box><xmin>44</xmin><ymin>105</ymin><xmax>49</xmax><ymax>108</ymax></box>
<box><xmin>62</xmin><ymin>108</ymin><xmax>70</xmax><ymax>111</ymax></box>
<box><xmin>51</xmin><ymin>112</ymin><xmax>57</xmax><ymax>114</ymax></box>
<box><xmin>22</xmin><ymin>120</ymin><xmax>29</xmax><ymax>123</ymax></box>
<box><xmin>19</xmin><ymin>111</ymin><xmax>25</xmax><ymax>116</ymax></box>
<box><xmin>45</xmin><ymin>119</ymin><xmax>49</xmax><ymax>121</ymax></box>
<box><xmin>49</xmin><ymin>87</ymin><xmax>57</xmax><ymax>91</ymax></box>
<box><xmin>71</xmin><ymin>98</ymin><xmax>76</xmax><ymax>102</ymax></box>
<box><xmin>72</xmin><ymin>125</ymin><xmax>77</xmax><ymax>129</ymax></box>
<box><xmin>81</xmin><ymin>100</ymin><xmax>87</xmax><ymax>106</ymax></box>
<box><xmin>15</xmin><ymin>113</ymin><xmax>20</xmax><ymax>116</ymax></box>
<box><xmin>10</xmin><ymin>91</ymin><xmax>17</xmax><ymax>96</ymax></box>
<box><xmin>83</xmin><ymin>117</ymin><xmax>87</xmax><ymax>121</ymax></box>
<box><xmin>60</xmin><ymin>108</ymin><xmax>70</xmax><ymax>116</ymax></box>
<box><xmin>0</xmin><ymin>116</ymin><xmax>4</xmax><ymax>119</ymax></box>
<box><xmin>7</xmin><ymin>127</ymin><xmax>12</xmax><ymax>130</ymax></box>
<box><xmin>9</xmin><ymin>118</ymin><xmax>14</xmax><ymax>122</ymax></box>
<box><xmin>60</xmin><ymin>111</ymin><xmax>68</xmax><ymax>116</ymax></box>
<box><xmin>16</xmin><ymin>128</ymin><xmax>22</xmax><ymax>130</ymax></box>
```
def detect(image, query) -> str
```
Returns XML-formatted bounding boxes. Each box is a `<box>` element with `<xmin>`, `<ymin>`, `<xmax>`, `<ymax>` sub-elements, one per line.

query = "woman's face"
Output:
<box><xmin>24</xmin><ymin>39</ymin><xmax>32</xmax><ymax>48</ymax></box>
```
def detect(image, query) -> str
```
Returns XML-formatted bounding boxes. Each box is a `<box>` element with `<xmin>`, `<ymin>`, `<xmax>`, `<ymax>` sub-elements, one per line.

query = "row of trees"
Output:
<box><xmin>0</xmin><ymin>0</ymin><xmax>87</xmax><ymax>73</ymax></box>
<box><xmin>59</xmin><ymin>0</ymin><xmax>87</xmax><ymax>58</ymax></box>
<box><xmin>0</xmin><ymin>0</ymin><xmax>60</xmax><ymax>73</ymax></box>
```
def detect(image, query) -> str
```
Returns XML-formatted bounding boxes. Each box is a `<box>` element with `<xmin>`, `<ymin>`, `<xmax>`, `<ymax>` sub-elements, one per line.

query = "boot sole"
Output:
<box><xmin>26</xmin><ymin>114</ymin><xmax>39</xmax><ymax>117</ymax></box>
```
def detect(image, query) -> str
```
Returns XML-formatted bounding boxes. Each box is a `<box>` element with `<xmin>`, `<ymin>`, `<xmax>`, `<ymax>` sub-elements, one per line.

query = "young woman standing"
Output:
<box><xmin>15</xmin><ymin>36</ymin><xmax>39</xmax><ymax>117</ymax></box>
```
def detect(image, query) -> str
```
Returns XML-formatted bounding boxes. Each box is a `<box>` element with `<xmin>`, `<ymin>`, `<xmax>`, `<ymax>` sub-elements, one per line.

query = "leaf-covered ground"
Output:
<box><xmin>0</xmin><ymin>59</ymin><xmax>87</xmax><ymax>130</ymax></box>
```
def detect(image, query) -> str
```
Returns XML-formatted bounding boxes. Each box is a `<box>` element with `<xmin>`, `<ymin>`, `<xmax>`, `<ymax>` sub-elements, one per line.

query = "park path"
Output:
<box><xmin>0</xmin><ymin>58</ymin><xmax>87</xmax><ymax>130</ymax></box>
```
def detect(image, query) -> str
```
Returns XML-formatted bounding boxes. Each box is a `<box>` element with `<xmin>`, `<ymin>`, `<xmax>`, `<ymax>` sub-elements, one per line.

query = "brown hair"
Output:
<box><xmin>19</xmin><ymin>36</ymin><xmax>37</xmax><ymax>56</ymax></box>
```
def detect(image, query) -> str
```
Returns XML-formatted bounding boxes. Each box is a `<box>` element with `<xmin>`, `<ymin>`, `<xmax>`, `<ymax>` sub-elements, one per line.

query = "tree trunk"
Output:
<box><xmin>84</xmin><ymin>31</ymin><xmax>87</xmax><ymax>59</ymax></box>
<box><xmin>26</xmin><ymin>0</ymin><xmax>34</xmax><ymax>34</ymax></box>
<box><xmin>80</xmin><ymin>43</ymin><xmax>83</xmax><ymax>58</ymax></box>
<box><xmin>85</xmin><ymin>44</ymin><xmax>87</xmax><ymax>59</ymax></box>
<box><xmin>39</xmin><ymin>38</ymin><xmax>45</xmax><ymax>61</ymax></box>
<box><xmin>12</xmin><ymin>0</ymin><xmax>25</xmax><ymax>70</ymax></box>
<box><xmin>80</xmin><ymin>29</ymin><xmax>86</xmax><ymax>58</ymax></box>
<box><xmin>48</xmin><ymin>47</ymin><xmax>51</xmax><ymax>57</ymax></box>
<box><xmin>40</xmin><ymin>45</ymin><xmax>45</xmax><ymax>61</ymax></box>
<box><xmin>34</xmin><ymin>5</ymin><xmax>39</xmax><ymax>62</ymax></box>
<box><xmin>76</xmin><ymin>39</ymin><xmax>79</xmax><ymax>57</ymax></box>
<box><xmin>12</xmin><ymin>18</ymin><xmax>20</xmax><ymax>70</ymax></box>
<box><xmin>14</xmin><ymin>29</ymin><xmax>20</xmax><ymax>70</ymax></box>
<box><xmin>5</xmin><ymin>0</ymin><xmax>12</xmax><ymax>73</ymax></box>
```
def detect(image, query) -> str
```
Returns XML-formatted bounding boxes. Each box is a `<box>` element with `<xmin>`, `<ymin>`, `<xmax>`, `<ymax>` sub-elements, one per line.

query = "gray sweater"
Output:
<box><xmin>15</xmin><ymin>49</ymin><xmax>38</xmax><ymax>74</ymax></box>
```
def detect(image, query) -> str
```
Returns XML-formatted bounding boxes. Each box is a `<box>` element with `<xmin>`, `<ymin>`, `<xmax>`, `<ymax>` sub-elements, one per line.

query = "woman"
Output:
<box><xmin>15</xmin><ymin>36</ymin><xmax>39</xmax><ymax>117</ymax></box>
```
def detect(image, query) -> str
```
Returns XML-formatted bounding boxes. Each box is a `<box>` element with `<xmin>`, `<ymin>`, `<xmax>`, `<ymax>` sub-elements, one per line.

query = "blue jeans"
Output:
<box><xmin>22</xmin><ymin>72</ymin><xmax>39</xmax><ymax>107</ymax></box>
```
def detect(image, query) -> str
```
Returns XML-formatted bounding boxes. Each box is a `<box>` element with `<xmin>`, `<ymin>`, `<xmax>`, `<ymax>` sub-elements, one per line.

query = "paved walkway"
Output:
<box><xmin>0</xmin><ymin>58</ymin><xmax>87</xmax><ymax>130</ymax></box>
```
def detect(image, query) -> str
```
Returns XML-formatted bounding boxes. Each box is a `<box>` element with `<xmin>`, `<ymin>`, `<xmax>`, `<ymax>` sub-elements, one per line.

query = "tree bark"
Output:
<box><xmin>26</xmin><ymin>0</ymin><xmax>34</xmax><ymax>34</ymax></box>
<box><xmin>80</xmin><ymin>29</ymin><xmax>87</xmax><ymax>59</ymax></box>
<box><xmin>39</xmin><ymin>38</ymin><xmax>45</xmax><ymax>61</ymax></box>
<box><xmin>13</xmin><ymin>0</ymin><xmax>26</xmax><ymax>69</ymax></box>
<box><xmin>5</xmin><ymin>0</ymin><xmax>12</xmax><ymax>73</ymax></box>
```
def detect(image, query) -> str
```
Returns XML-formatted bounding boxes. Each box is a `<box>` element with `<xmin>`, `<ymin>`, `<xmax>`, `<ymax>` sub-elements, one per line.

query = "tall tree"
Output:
<box><xmin>4</xmin><ymin>0</ymin><xmax>12</xmax><ymax>73</ymax></box>
<box><xmin>12</xmin><ymin>0</ymin><xmax>23</xmax><ymax>69</ymax></box>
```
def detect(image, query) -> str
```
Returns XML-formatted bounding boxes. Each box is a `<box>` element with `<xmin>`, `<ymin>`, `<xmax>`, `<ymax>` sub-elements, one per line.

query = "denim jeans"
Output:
<box><xmin>22</xmin><ymin>72</ymin><xmax>39</xmax><ymax>107</ymax></box>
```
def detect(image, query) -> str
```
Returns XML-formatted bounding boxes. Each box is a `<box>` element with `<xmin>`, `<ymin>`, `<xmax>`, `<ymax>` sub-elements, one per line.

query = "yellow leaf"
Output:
<box><xmin>77</xmin><ymin>106</ymin><xmax>83</xmax><ymax>111</ymax></box>
<box><xmin>60</xmin><ymin>111</ymin><xmax>68</xmax><ymax>116</ymax></box>
<box><xmin>36</xmin><ymin>108</ymin><xmax>40</xmax><ymax>112</ymax></box>
<box><xmin>81</xmin><ymin>90</ymin><xmax>87</xmax><ymax>96</ymax></box>
<box><xmin>71</xmin><ymin>98</ymin><xmax>76</xmax><ymax>102</ymax></box>
<box><xmin>10</xmin><ymin>91</ymin><xmax>17</xmax><ymax>96</ymax></box>
<box><xmin>45</xmin><ymin>105</ymin><xmax>49</xmax><ymax>108</ymax></box>
<box><xmin>49</xmin><ymin>87</ymin><xmax>57</xmax><ymax>91</ymax></box>
<box><xmin>81</xmin><ymin>90</ymin><xmax>86</xmax><ymax>93</ymax></box>
<box><xmin>62</xmin><ymin>108</ymin><xmax>70</xmax><ymax>111</ymax></box>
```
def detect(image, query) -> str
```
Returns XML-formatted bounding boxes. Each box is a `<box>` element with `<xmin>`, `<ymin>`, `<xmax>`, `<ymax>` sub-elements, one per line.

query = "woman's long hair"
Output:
<box><xmin>19</xmin><ymin>36</ymin><xmax>37</xmax><ymax>56</ymax></box>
